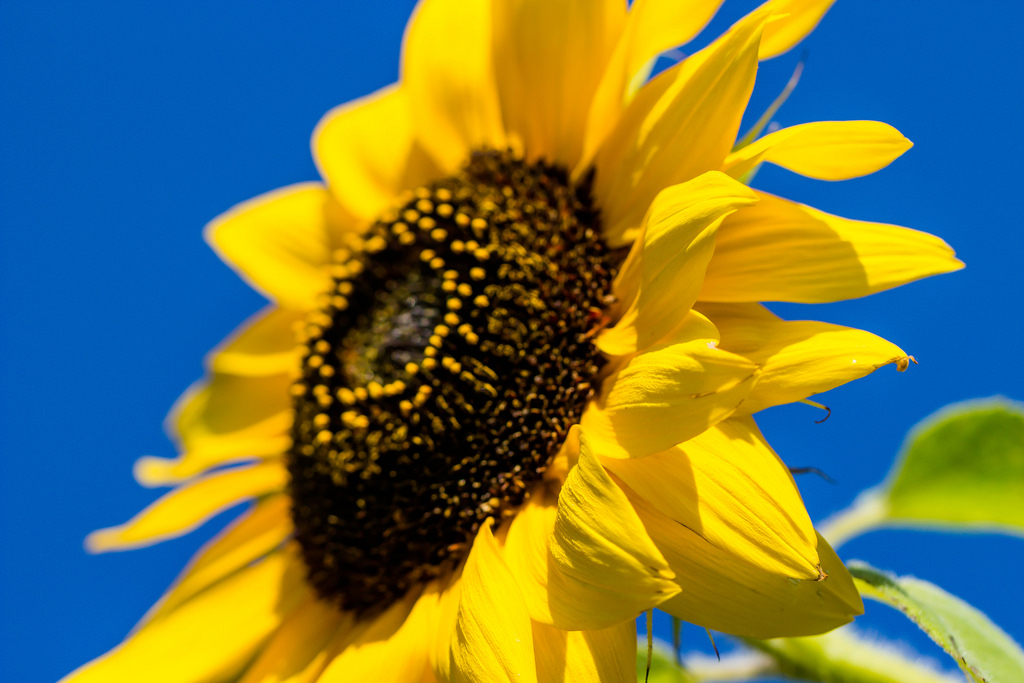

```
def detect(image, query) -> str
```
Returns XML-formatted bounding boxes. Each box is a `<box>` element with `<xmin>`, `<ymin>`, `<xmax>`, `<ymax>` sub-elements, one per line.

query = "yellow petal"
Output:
<box><xmin>313</xmin><ymin>84</ymin><xmax>441</xmax><ymax>224</ymax></box>
<box><xmin>603</xmin><ymin>417</ymin><xmax>819</xmax><ymax>580</ymax></box>
<box><xmin>63</xmin><ymin>550</ymin><xmax>309</xmax><ymax>683</ymax></box>
<box><xmin>756</xmin><ymin>0</ymin><xmax>836</xmax><ymax>59</ymax></box>
<box><xmin>598</xmin><ymin>172</ymin><xmax>757</xmax><ymax>356</ymax></box>
<box><xmin>208</xmin><ymin>305</ymin><xmax>303</xmax><ymax>378</ymax></box>
<box><xmin>205</xmin><ymin>183</ymin><xmax>334</xmax><ymax>311</ymax></box>
<box><xmin>139</xmin><ymin>372</ymin><xmax>293</xmax><ymax>486</ymax></box>
<box><xmin>447</xmin><ymin>524</ymin><xmax>538</xmax><ymax>683</ymax></box>
<box><xmin>634</xmin><ymin>475</ymin><xmax>863</xmax><ymax>638</ymax></box>
<box><xmin>318</xmin><ymin>586</ymin><xmax>438</xmax><ymax>683</ymax></box>
<box><xmin>700</xmin><ymin>302</ymin><xmax>913</xmax><ymax>413</ymax></box>
<box><xmin>281</xmin><ymin>612</ymin><xmax>367</xmax><ymax>683</ymax></box>
<box><xmin>86</xmin><ymin>461</ymin><xmax>287</xmax><ymax>552</ymax></box>
<box><xmin>595</xmin><ymin>12</ymin><xmax>763</xmax><ymax>243</ymax></box>
<box><xmin>583</xmin><ymin>0</ymin><xmax>726</xmax><ymax>165</ymax></box>
<box><xmin>146</xmin><ymin>495</ymin><xmax>292</xmax><ymax>621</ymax></box>
<box><xmin>401</xmin><ymin>0</ymin><xmax>505</xmax><ymax>171</ymax></box>
<box><xmin>724</xmin><ymin>120</ymin><xmax>912</xmax><ymax>181</ymax></box>
<box><xmin>430</xmin><ymin>575</ymin><xmax>464</xmax><ymax>683</ymax></box>
<box><xmin>236</xmin><ymin>596</ymin><xmax>346</xmax><ymax>683</ymax></box>
<box><xmin>581</xmin><ymin>339</ymin><xmax>759</xmax><ymax>460</ymax></box>
<box><xmin>700</xmin><ymin>191</ymin><xmax>964</xmax><ymax>303</ymax></box>
<box><xmin>546</xmin><ymin>435</ymin><xmax>679</xmax><ymax>630</ymax></box>
<box><xmin>502</xmin><ymin>487</ymin><xmax>559</xmax><ymax>625</ymax></box>
<box><xmin>532</xmin><ymin>620</ymin><xmax>637</xmax><ymax>683</ymax></box>
<box><xmin>492</xmin><ymin>0</ymin><xmax>625</xmax><ymax>166</ymax></box>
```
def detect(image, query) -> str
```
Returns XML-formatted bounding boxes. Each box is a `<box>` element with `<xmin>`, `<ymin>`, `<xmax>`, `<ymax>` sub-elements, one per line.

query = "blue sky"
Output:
<box><xmin>2</xmin><ymin>2</ymin><xmax>1022</xmax><ymax>681</ymax></box>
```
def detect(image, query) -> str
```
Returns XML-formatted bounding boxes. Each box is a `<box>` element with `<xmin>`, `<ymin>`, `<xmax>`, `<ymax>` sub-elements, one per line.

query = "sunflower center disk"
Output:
<box><xmin>288</xmin><ymin>150</ymin><xmax>617</xmax><ymax>614</ymax></box>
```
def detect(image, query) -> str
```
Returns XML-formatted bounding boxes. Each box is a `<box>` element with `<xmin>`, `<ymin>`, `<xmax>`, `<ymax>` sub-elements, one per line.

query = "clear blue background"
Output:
<box><xmin>2</xmin><ymin>2</ymin><xmax>1022</xmax><ymax>681</ymax></box>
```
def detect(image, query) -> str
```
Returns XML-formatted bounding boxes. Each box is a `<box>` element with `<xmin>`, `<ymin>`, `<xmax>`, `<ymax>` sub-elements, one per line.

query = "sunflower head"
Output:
<box><xmin>67</xmin><ymin>1</ymin><xmax>962</xmax><ymax>681</ymax></box>
<box><xmin>288</xmin><ymin>149</ymin><xmax>617</xmax><ymax>614</ymax></box>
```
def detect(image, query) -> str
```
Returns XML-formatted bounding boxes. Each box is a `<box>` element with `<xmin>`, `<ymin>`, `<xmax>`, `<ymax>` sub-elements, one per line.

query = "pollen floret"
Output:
<box><xmin>287</xmin><ymin>150</ymin><xmax>618</xmax><ymax>613</ymax></box>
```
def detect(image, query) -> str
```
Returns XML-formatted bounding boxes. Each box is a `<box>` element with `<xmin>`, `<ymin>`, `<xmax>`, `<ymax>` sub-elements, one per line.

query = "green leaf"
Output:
<box><xmin>745</xmin><ymin>627</ymin><xmax>961</xmax><ymax>683</ymax></box>
<box><xmin>819</xmin><ymin>398</ymin><xmax>1024</xmax><ymax>546</ymax></box>
<box><xmin>884</xmin><ymin>397</ymin><xmax>1024</xmax><ymax>533</ymax></box>
<box><xmin>850</xmin><ymin>562</ymin><xmax>1024</xmax><ymax>683</ymax></box>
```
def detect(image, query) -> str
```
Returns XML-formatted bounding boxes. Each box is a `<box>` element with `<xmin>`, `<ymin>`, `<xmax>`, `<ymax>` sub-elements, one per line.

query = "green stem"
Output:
<box><xmin>739</xmin><ymin>628</ymin><xmax>963</xmax><ymax>683</ymax></box>
<box><xmin>644</xmin><ymin>628</ymin><xmax>964</xmax><ymax>683</ymax></box>
<box><xmin>817</xmin><ymin>491</ymin><xmax>888</xmax><ymax>549</ymax></box>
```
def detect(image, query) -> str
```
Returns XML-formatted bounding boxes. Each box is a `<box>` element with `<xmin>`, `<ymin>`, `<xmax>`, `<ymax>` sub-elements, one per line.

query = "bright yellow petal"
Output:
<box><xmin>603</xmin><ymin>417</ymin><xmax>819</xmax><ymax>580</ymax></box>
<box><xmin>700</xmin><ymin>302</ymin><xmax>914</xmax><ymax>413</ymax></box>
<box><xmin>137</xmin><ymin>372</ymin><xmax>293</xmax><ymax>486</ymax></box>
<box><xmin>313</xmin><ymin>85</ymin><xmax>441</xmax><ymax>224</ymax></box>
<box><xmin>634</xmin><ymin>477</ymin><xmax>863</xmax><ymax>637</ymax></box>
<box><xmin>532</xmin><ymin>620</ymin><xmax>637</xmax><ymax>683</ymax></box>
<box><xmin>598</xmin><ymin>172</ymin><xmax>757</xmax><ymax>356</ymax></box>
<box><xmin>491</xmin><ymin>0</ymin><xmax>624</xmax><ymax>166</ymax></box>
<box><xmin>724</xmin><ymin>120</ymin><xmax>912</xmax><ymax>181</ymax></box>
<box><xmin>756</xmin><ymin>0</ymin><xmax>836</xmax><ymax>59</ymax></box>
<box><xmin>581</xmin><ymin>339</ymin><xmax>760</xmax><ymax>460</ymax></box>
<box><xmin>430</xmin><ymin>575</ymin><xmax>463</xmax><ymax>683</ymax></box>
<box><xmin>279</xmin><ymin>611</ymin><xmax>367</xmax><ymax>683</ymax></box>
<box><xmin>401</xmin><ymin>0</ymin><xmax>505</xmax><ymax>172</ymax></box>
<box><xmin>204</xmin><ymin>183</ymin><xmax>334</xmax><ymax>311</ymax></box>
<box><xmin>236</xmin><ymin>596</ymin><xmax>346</xmax><ymax>683</ymax></box>
<box><xmin>447</xmin><ymin>524</ymin><xmax>538</xmax><ymax>683</ymax></box>
<box><xmin>700</xmin><ymin>191</ymin><xmax>964</xmax><ymax>303</ymax></box>
<box><xmin>63</xmin><ymin>550</ymin><xmax>309</xmax><ymax>683</ymax></box>
<box><xmin>146</xmin><ymin>495</ymin><xmax>292</xmax><ymax>621</ymax></box>
<box><xmin>501</xmin><ymin>485</ymin><xmax>563</xmax><ymax>626</ymax></box>
<box><xmin>595</xmin><ymin>11</ymin><xmax>763</xmax><ymax>244</ymax></box>
<box><xmin>86</xmin><ymin>461</ymin><xmax>287</xmax><ymax>552</ymax></box>
<box><xmin>208</xmin><ymin>305</ymin><xmax>303</xmax><ymax>377</ymax></box>
<box><xmin>583</xmin><ymin>0</ymin><xmax>726</xmax><ymax>165</ymax></box>
<box><xmin>546</xmin><ymin>435</ymin><xmax>679</xmax><ymax>630</ymax></box>
<box><xmin>318</xmin><ymin>585</ymin><xmax>438</xmax><ymax>683</ymax></box>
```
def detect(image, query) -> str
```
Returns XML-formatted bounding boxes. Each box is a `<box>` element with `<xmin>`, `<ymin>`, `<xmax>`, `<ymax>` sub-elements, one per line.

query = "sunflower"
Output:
<box><xmin>66</xmin><ymin>1</ymin><xmax>962</xmax><ymax>681</ymax></box>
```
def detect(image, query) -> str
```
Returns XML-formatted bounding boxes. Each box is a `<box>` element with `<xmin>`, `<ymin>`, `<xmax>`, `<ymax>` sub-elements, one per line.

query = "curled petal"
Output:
<box><xmin>636</xmin><ymin>487</ymin><xmax>863</xmax><ymax>637</ymax></box>
<box><xmin>700</xmin><ymin>302</ymin><xmax>913</xmax><ymax>413</ymax></box>
<box><xmin>582</xmin><ymin>340</ymin><xmax>759</xmax><ymax>460</ymax></box>
<box><xmin>603</xmin><ymin>417</ymin><xmax>819</xmax><ymax>580</ymax></box>
<box><xmin>545</xmin><ymin>435</ymin><xmax>679</xmax><ymax>630</ymax></box>
<box><xmin>599</xmin><ymin>171</ymin><xmax>757</xmax><ymax>356</ymax></box>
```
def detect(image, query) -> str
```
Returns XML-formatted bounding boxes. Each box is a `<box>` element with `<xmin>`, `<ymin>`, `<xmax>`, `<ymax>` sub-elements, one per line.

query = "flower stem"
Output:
<box><xmin>817</xmin><ymin>492</ymin><xmax>889</xmax><ymax>549</ymax></box>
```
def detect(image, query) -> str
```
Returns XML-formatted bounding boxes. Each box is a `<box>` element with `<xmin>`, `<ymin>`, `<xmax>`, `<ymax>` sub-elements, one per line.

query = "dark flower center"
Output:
<box><xmin>287</xmin><ymin>150</ymin><xmax>618</xmax><ymax>614</ymax></box>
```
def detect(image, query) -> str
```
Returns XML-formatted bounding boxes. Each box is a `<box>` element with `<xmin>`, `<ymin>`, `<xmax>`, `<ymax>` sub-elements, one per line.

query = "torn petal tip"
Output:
<box><xmin>895</xmin><ymin>355</ymin><xmax>918</xmax><ymax>372</ymax></box>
